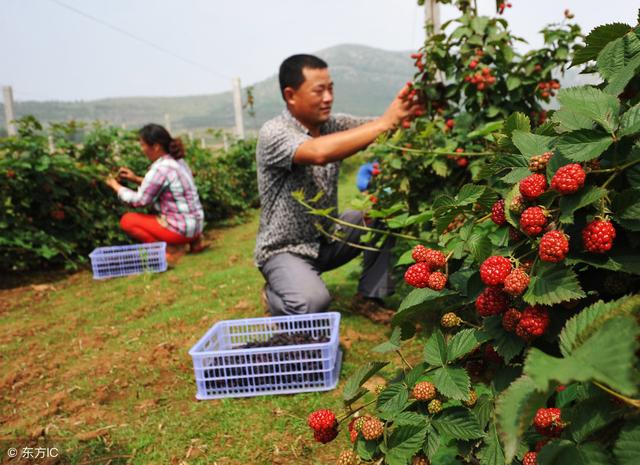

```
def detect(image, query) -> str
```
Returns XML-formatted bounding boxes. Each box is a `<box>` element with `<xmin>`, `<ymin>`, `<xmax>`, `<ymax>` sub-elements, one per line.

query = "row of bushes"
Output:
<box><xmin>0</xmin><ymin>116</ymin><xmax>258</xmax><ymax>272</ymax></box>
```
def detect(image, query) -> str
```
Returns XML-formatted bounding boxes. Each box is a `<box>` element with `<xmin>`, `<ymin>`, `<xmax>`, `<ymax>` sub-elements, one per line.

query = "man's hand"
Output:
<box><xmin>380</xmin><ymin>83</ymin><xmax>425</xmax><ymax>130</ymax></box>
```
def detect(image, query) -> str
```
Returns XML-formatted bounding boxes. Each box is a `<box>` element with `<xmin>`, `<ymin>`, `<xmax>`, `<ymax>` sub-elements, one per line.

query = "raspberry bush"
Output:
<box><xmin>308</xmin><ymin>5</ymin><xmax>640</xmax><ymax>465</ymax></box>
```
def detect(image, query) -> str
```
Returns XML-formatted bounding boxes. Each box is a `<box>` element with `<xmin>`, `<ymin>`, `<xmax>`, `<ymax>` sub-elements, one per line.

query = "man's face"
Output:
<box><xmin>285</xmin><ymin>67</ymin><xmax>334</xmax><ymax>127</ymax></box>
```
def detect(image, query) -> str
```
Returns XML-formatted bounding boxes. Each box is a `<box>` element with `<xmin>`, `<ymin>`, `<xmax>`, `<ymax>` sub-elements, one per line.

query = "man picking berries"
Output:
<box><xmin>255</xmin><ymin>54</ymin><xmax>422</xmax><ymax>322</ymax></box>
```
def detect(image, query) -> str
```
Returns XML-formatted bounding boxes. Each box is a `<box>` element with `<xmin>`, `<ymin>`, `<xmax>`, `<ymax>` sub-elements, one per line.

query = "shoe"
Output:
<box><xmin>189</xmin><ymin>235</ymin><xmax>209</xmax><ymax>254</ymax></box>
<box><xmin>166</xmin><ymin>244</ymin><xmax>187</xmax><ymax>267</ymax></box>
<box><xmin>350</xmin><ymin>293</ymin><xmax>395</xmax><ymax>324</ymax></box>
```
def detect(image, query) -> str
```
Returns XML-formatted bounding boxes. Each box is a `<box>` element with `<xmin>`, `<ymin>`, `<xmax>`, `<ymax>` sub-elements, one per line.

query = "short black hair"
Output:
<box><xmin>278</xmin><ymin>54</ymin><xmax>328</xmax><ymax>99</ymax></box>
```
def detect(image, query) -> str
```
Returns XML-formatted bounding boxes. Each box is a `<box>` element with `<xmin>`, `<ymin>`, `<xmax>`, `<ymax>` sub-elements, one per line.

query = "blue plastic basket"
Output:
<box><xmin>89</xmin><ymin>242</ymin><xmax>167</xmax><ymax>279</ymax></box>
<box><xmin>189</xmin><ymin>312</ymin><xmax>342</xmax><ymax>399</ymax></box>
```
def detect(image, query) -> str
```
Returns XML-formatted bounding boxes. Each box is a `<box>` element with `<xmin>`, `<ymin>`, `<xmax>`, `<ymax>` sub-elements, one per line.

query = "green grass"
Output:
<box><xmin>0</xmin><ymin>157</ymin><xmax>425</xmax><ymax>464</ymax></box>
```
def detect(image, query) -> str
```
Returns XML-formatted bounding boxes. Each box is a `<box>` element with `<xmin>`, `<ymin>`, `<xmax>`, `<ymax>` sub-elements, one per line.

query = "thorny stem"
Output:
<box><xmin>397</xmin><ymin>349</ymin><xmax>413</xmax><ymax>371</ymax></box>
<box><xmin>475</xmin><ymin>213</ymin><xmax>492</xmax><ymax>224</ymax></box>
<box><xmin>337</xmin><ymin>398</ymin><xmax>378</xmax><ymax>423</ymax></box>
<box><xmin>384</xmin><ymin>142</ymin><xmax>494</xmax><ymax>157</ymax></box>
<box><xmin>296</xmin><ymin>197</ymin><xmax>420</xmax><ymax>241</ymax></box>
<box><xmin>600</xmin><ymin>158</ymin><xmax>640</xmax><ymax>189</ymax></box>
<box><xmin>594</xmin><ymin>381</ymin><xmax>640</xmax><ymax>409</ymax></box>
<box><xmin>462</xmin><ymin>319</ymin><xmax>482</xmax><ymax>329</ymax></box>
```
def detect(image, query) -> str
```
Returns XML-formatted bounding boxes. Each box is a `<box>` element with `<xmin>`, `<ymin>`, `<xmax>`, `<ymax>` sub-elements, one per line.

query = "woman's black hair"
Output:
<box><xmin>138</xmin><ymin>123</ymin><xmax>184</xmax><ymax>160</ymax></box>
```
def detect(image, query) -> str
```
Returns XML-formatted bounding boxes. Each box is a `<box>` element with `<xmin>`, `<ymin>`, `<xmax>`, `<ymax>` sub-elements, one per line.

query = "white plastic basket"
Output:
<box><xmin>189</xmin><ymin>312</ymin><xmax>342</xmax><ymax>399</ymax></box>
<box><xmin>89</xmin><ymin>242</ymin><xmax>167</xmax><ymax>279</ymax></box>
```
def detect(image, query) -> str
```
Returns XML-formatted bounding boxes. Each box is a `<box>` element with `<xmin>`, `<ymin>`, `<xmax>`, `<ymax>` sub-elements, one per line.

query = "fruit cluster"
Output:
<box><xmin>537</xmin><ymin>80</ymin><xmax>560</xmax><ymax>100</ymax></box>
<box><xmin>464</xmin><ymin>66</ymin><xmax>497</xmax><ymax>91</ymax></box>
<box><xmin>404</xmin><ymin>245</ymin><xmax>448</xmax><ymax>290</ymax></box>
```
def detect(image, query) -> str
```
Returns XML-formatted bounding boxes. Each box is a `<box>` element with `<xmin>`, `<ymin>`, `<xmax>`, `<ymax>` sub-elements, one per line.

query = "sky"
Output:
<box><xmin>1</xmin><ymin>0</ymin><xmax>638</xmax><ymax>102</ymax></box>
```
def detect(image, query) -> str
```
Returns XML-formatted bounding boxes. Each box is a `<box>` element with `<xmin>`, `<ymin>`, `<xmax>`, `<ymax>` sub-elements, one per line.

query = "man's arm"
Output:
<box><xmin>293</xmin><ymin>84</ymin><xmax>421</xmax><ymax>166</ymax></box>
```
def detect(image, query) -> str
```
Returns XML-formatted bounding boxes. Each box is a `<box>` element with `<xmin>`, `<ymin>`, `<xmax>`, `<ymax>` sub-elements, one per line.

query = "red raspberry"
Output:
<box><xmin>428</xmin><ymin>272</ymin><xmax>447</xmax><ymax>290</ymax></box>
<box><xmin>535</xmin><ymin>439</ymin><xmax>549</xmax><ymax>451</ymax></box>
<box><xmin>404</xmin><ymin>262</ymin><xmax>431</xmax><ymax>288</ymax></box>
<box><xmin>446</xmin><ymin>119</ymin><xmax>455</xmax><ymax>129</ymax></box>
<box><xmin>533</xmin><ymin>407</ymin><xmax>564</xmax><ymax>437</ymax></box>
<box><xmin>582</xmin><ymin>220</ymin><xmax>616</xmax><ymax>253</ymax></box>
<box><xmin>411</xmin><ymin>244</ymin><xmax>429</xmax><ymax>262</ymax></box>
<box><xmin>523</xmin><ymin>451</ymin><xmax>538</xmax><ymax>465</ymax></box>
<box><xmin>509</xmin><ymin>227</ymin><xmax>523</xmax><ymax>242</ymax></box>
<box><xmin>519</xmin><ymin>173</ymin><xmax>548</xmax><ymax>200</ymax></box>
<box><xmin>313</xmin><ymin>427</ymin><xmax>338</xmax><ymax>443</ymax></box>
<box><xmin>456</xmin><ymin>157</ymin><xmax>469</xmax><ymax>167</ymax></box>
<box><xmin>516</xmin><ymin>306</ymin><xmax>550</xmax><ymax>341</ymax></box>
<box><xmin>503</xmin><ymin>268</ymin><xmax>530</xmax><ymax>296</ymax></box>
<box><xmin>502</xmin><ymin>308</ymin><xmax>522</xmax><ymax>332</ymax></box>
<box><xmin>491</xmin><ymin>199</ymin><xmax>506</xmax><ymax>226</ymax></box>
<box><xmin>539</xmin><ymin>230</ymin><xmax>569</xmax><ymax>262</ymax></box>
<box><xmin>308</xmin><ymin>409</ymin><xmax>337</xmax><ymax>431</ymax></box>
<box><xmin>349</xmin><ymin>428</ymin><xmax>358</xmax><ymax>443</ymax></box>
<box><xmin>337</xmin><ymin>450</ymin><xmax>359</xmax><ymax>465</ymax></box>
<box><xmin>424</xmin><ymin>249</ymin><xmax>447</xmax><ymax>268</ymax></box>
<box><xmin>361</xmin><ymin>417</ymin><xmax>384</xmax><ymax>440</ymax></box>
<box><xmin>480</xmin><ymin>256</ymin><xmax>513</xmax><ymax>286</ymax></box>
<box><xmin>519</xmin><ymin>206</ymin><xmax>547</xmax><ymax>236</ymax></box>
<box><xmin>412</xmin><ymin>381</ymin><xmax>437</xmax><ymax>401</ymax></box>
<box><xmin>475</xmin><ymin>286</ymin><xmax>509</xmax><ymax>316</ymax></box>
<box><xmin>551</xmin><ymin>164</ymin><xmax>586</xmax><ymax>195</ymax></box>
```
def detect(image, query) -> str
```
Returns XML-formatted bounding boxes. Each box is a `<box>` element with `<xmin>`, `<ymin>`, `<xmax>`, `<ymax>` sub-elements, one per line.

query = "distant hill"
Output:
<box><xmin>0</xmin><ymin>44</ymin><xmax>415</xmax><ymax>133</ymax></box>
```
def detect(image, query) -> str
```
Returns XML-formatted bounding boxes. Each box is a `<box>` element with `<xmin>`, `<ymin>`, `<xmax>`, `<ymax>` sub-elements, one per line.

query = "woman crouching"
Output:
<box><xmin>106</xmin><ymin>123</ymin><xmax>205</xmax><ymax>264</ymax></box>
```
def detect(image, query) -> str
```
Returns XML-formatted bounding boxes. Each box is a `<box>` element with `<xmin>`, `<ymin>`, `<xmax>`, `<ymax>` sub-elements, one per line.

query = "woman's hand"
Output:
<box><xmin>105</xmin><ymin>176</ymin><xmax>122</xmax><ymax>193</ymax></box>
<box><xmin>117</xmin><ymin>167</ymin><xmax>142</xmax><ymax>184</ymax></box>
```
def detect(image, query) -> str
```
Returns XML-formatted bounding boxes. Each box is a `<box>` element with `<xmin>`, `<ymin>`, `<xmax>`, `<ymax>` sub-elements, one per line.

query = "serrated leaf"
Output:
<box><xmin>597</xmin><ymin>29</ymin><xmax>640</xmax><ymax>81</ymax></box>
<box><xmin>566</xmin><ymin>396</ymin><xmax>618</xmax><ymax>443</ymax></box>
<box><xmin>558</xmin><ymin>186</ymin><xmax>607</xmax><ymax>224</ymax></box>
<box><xmin>537</xmin><ymin>440</ymin><xmax>612</xmax><ymax>465</ymax></box>
<box><xmin>556</xmin><ymin>129</ymin><xmax>613</xmax><ymax>162</ymax></box>
<box><xmin>614</xmin><ymin>421</ymin><xmax>640</xmax><ymax>465</ymax></box>
<box><xmin>480</xmin><ymin>316</ymin><xmax>526</xmax><ymax>363</ymax></box>
<box><xmin>373</xmin><ymin>326</ymin><xmax>402</xmax><ymax>353</ymax></box>
<box><xmin>605</xmin><ymin>52</ymin><xmax>640</xmax><ymax>96</ymax></box>
<box><xmin>506</xmin><ymin>76</ymin><xmax>521</xmax><ymax>91</ymax></box>
<box><xmin>457</xmin><ymin>184</ymin><xmax>486</xmax><ymax>206</ymax></box>
<box><xmin>566</xmin><ymin>249</ymin><xmax>640</xmax><ymax>275</ymax></box>
<box><xmin>612</xmin><ymin>188</ymin><xmax>640</xmax><ymax>231</ymax></box>
<box><xmin>467</xmin><ymin>230</ymin><xmax>493</xmax><ymax>263</ymax></box>
<box><xmin>474</xmin><ymin>394</ymin><xmax>494</xmax><ymax>430</ymax></box>
<box><xmin>378</xmin><ymin>382</ymin><xmax>410</xmax><ymax>415</ymax></box>
<box><xmin>512</xmin><ymin>130</ymin><xmax>554</xmax><ymax>156</ymax></box>
<box><xmin>552</xmin><ymin>108</ymin><xmax>594</xmax><ymax>132</ymax></box>
<box><xmin>525</xmin><ymin>316</ymin><xmax>640</xmax><ymax>396</ymax></box>
<box><xmin>620</xmin><ymin>103</ymin><xmax>640</xmax><ymax>137</ymax></box>
<box><xmin>393</xmin><ymin>411</ymin><xmax>429</xmax><ymax>426</ymax></box>
<box><xmin>394</xmin><ymin>288</ymin><xmax>459</xmax><ymax>326</ymax></box>
<box><xmin>496</xmin><ymin>376</ymin><xmax>547</xmax><ymax>462</ymax></box>
<box><xmin>557</xmin><ymin>86</ymin><xmax>621</xmax><ymax>134</ymax></box>
<box><xmin>343</xmin><ymin>361</ymin><xmax>389</xmax><ymax>401</ymax></box>
<box><xmin>500</xmin><ymin>167</ymin><xmax>531</xmax><ymax>183</ymax></box>
<box><xmin>424</xmin><ymin>330</ymin><xmax>448</xmax><ymax>366</ymax></box>
<box><xmin>504</xmin><ymin>113</ymin><xmax>531</xmax><ymax>137</ymax></box>
<box><xmin>405</xmin><ymin>362</ymin><xmax>428</xmax><ymax>388</ymax></box>
<box><xmin>503</xmin><ymin>183</ymin><xmax>521</xmax><ymax>229</ymax></box>
<box><xmin>523</xmin><ymin>263</ymin><xmax>586</xmax><ymax>306</ymax></box>
<box><xmin>432</xmin><ymin>366</ymin><xmax>471</xmax><ymax>401</ymax></box>
<box><xmin>447</xmin><ymin>329</ymin><xmax>486</xmax><ymax>362</ymax></box>
<box><xmin>559</xmin><ymin>295</ymin><xmax>640</xmax><ymax>356</ymax></box>
<box><xmin>572</xmin><ymin>23</ymin><xmax>632</xmax><ymax>66</ymax></box>
<box><xmin>432</xmin><ymin>407</ymin><xmax>484</xmax><ymax>440</ymax></box>
<box><xmin>384</xmin><ymin>425</ymin><xmax>428</xmax><ymax>465</ymax></box>
<box><xmin>480</xmin><ymin>423</ymin><xmax>505</xmax><ymax>465</ymax></box>
<box><xmin>355</xmin><ymin>436</ymin><xmax>379</xmax><ymax>461</ymax></box>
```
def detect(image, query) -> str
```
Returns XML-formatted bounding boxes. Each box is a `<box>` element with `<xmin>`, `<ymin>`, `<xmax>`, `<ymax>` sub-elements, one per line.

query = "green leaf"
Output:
<box><xmin>523</xmin><ymin>263</ymin><xmax>586</xmax><ymax>306</ymax></box>
<box><xmin>377</xmin><ymin>383</ymin><xmax>410</xmax><ymax>415</ymax></box>
<box><xmin>447</xmin><ymin>329</ymin><xmax>485</xmax><ymax>362</ymax></box>
<box><xmin>355</xmin><ymin>436</ymin><xmax>379</xmax><ymax>461</ymax></box>
<box><xmin>605</xmin><ymin>52</ymin><xmax>640</xmax><ymax>96</ymax></box>
<box><xmin>552</xmin><ymin>109</ymin><xmax>594</xmax><ymax>132</ymax></box>
<box><xmin>504</xmin><ymin>112</ymin><xmax>531</xmax><ymax>137</ymax></box>
<box><xmin>467</xmin><ymin>120</ymin><xmax>504</xmax><ymax>139</ymax></box>
<box><xmin>566</xmin><ymin>396</ymin><xmax>618</xmax><ymax>443</ymax></box>
<box><xmin>424</xmin><ymin>330</ymin><xmax>448</xmax><ymax>366</ymax></box>
<box><xmin>512</xmin><ymin>130</ymin><xmax>554</xmax><ymax>156</ymax></box>
<box><xmin>373</xmin><ymin>326</ymin><xmax>402</xmax><ymax>353</ymax></box>
<box><xmin>496</xmin><ymin>376</ymin><xmax>547</xmax><ymax>462</ymax></box>
<box><xmin>394</xmin><ymin>289</ymin><xmax>458</xmax><ymax>325</ymax></box>
<box><xmin>506</xmin><ymin>75</ymin><xmax>521</xmax><ymax>91</ymax></box>
<box><xmin>572</xmin><ymin>23</ymin><xmax>632</xmax><ymax>66</ymax></box>
<box><xmin>558</xmin><ymin>186</ymin><xmax>607</xmax><ymax>224</ymax></box>
<box><xmin>614</xmin><ymin>421</ymin><xmax>640</xmax><ymax>465</ymax></box>
<box><xmin>457</xmin><ymin>184</ymin><xmax>486</xmax><ymax>206</ymax></box>
<box><xmin>612</xmin><ymin>188</ymin><xmax>640</xmax><ymax>231</ymax></box>
<box><xmin>537</xmin><ymin>440</ymin><xmax>612</xmax><ymax>465</ymax></box>
<box><xmin>480</xmin><ymin>423</ymin><xmax>505</xmax><ymax>465</ymax></box>
<box><xmin>557</xmin><ymin>86</ymin><xmax>621</xmax><ymax>134</ymax></box>
<box><xmin>432</xmin><ymin>407</ymin><xmax>484</xmax><ymax>440</ymax></box>
<box><xmin>597</xmin><ymin>29</ymin><xmax>640</xmax><ymax>81</ymax></box>
<box><xmin>559</xmin><ymin>295</ymin><xmax>640</xmax><ymax>356</ymax></box>
<box><xmin>343</xmin><ymin>361</ymin><xmax>389</xmax><ymax>401</ymax></box>
<box><xmin>525</xmin><ymin>316</ymin><xmax>640</xmax><ymax>396</ymax></box>
<box><xmin>556</xmin><ymin>129</ymin><xmax>613</xmax><ymax>162</ymax></box>
<box><xmin>384</xmin><ymin>425</ymin><xmax>428</xmax><ymax>465</ymax></box>
<box><xmin>393</xmin><ymin>411</ymin><xmax>428</xmax><ymax>427</ymax></box>
<box><xmin>500</xmin><ymin>167</ymin><xmax>531</xmax><ymax>184</ymax></box>
<box><xmin>620</xmin><ymin>103</ymin><xmax>640</xmax><ymax>137</ymax></box>
<box><xmin>432</xmin><ymin>366</ymin><xmax>471</xmax><ymax>401</ymax></box>
<box><xmin>467</xmin><ymin>229</ymin><xmax>493</xmax><ymax>263</ymax></box>
<box><xmin>481</xmin><ymin>316</ymin><xmax>526</xmax><ymax>363</ymax></box>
